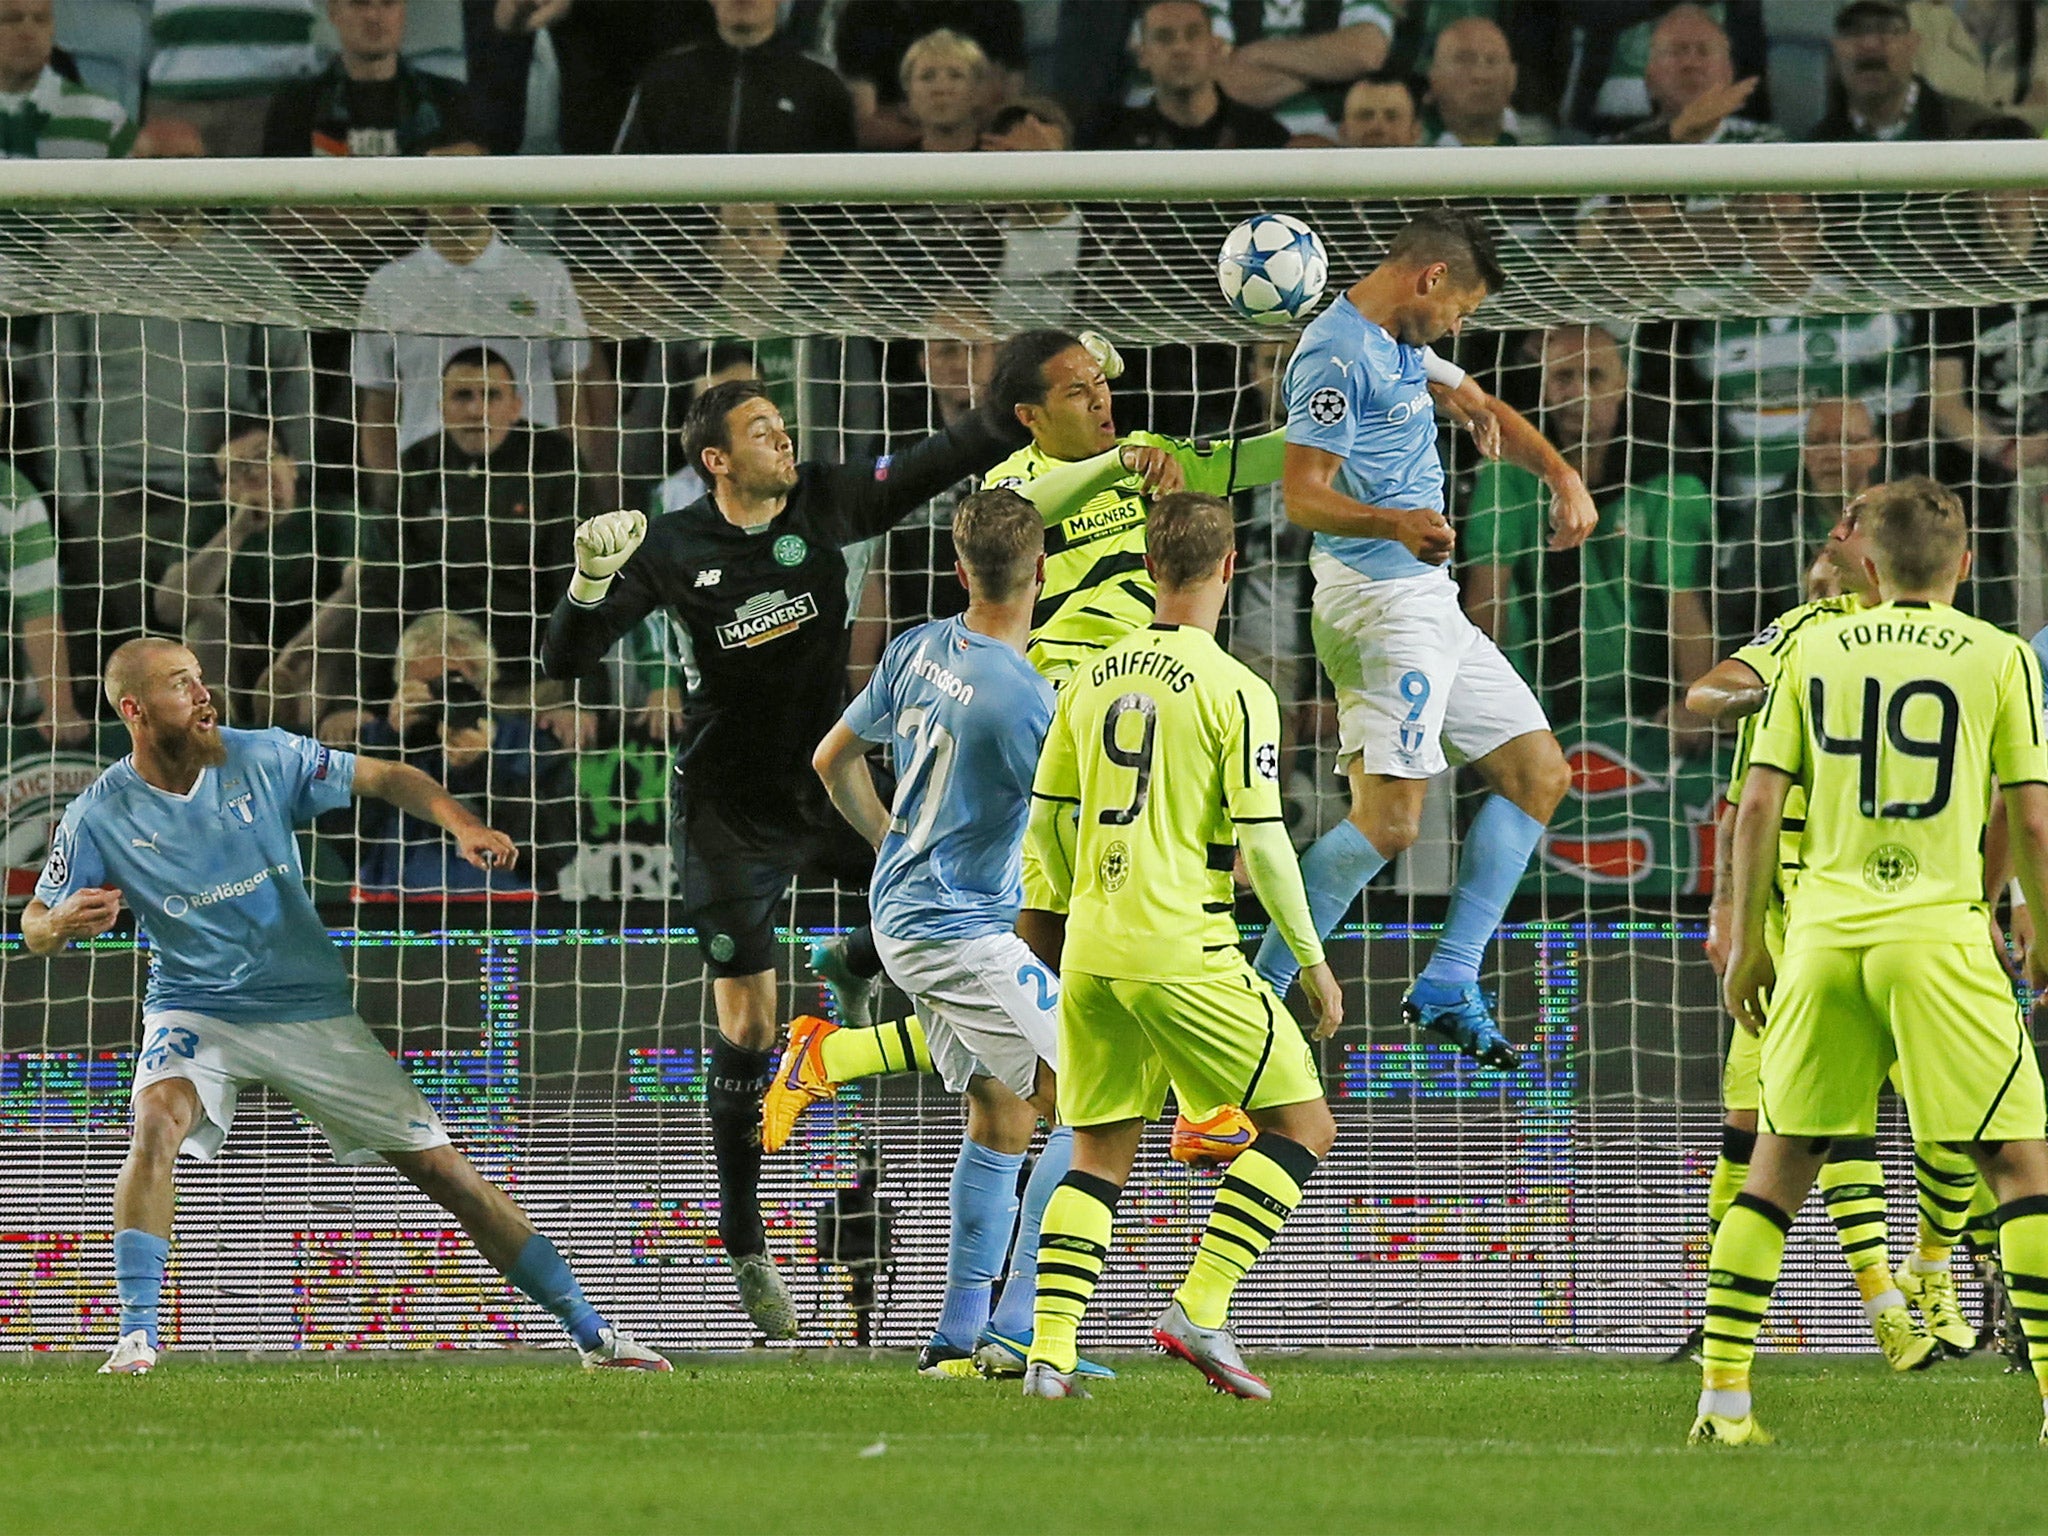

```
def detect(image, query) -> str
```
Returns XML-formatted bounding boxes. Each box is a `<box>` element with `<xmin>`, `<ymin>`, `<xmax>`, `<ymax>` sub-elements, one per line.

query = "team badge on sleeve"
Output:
<box><xmin>1307</xmin><ymin>387</ymin><xmax>1347</xmax><ymax>425</ymax></box>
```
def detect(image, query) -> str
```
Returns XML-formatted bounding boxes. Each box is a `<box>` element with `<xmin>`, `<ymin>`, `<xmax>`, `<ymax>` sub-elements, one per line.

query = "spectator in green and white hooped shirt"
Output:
<box><xmin>0</xmin><ymin>0</ymin><xmax>134</xmax><ymax>158</ymax></box>
<box><xmin>0</xmin><ymin>364</ymin><xmax>87</xmax><ymax>745</ymax></box>
<box><xmin>143</xmin><ymin>0</ymin><xmax>318</xmax><ymax>156</ymax></box>
<box><xmin>1675</xmin><ymin>190</ymin><xmax>1924</xmax><ymax>505</ymax></box>
<box><xmin>1204</xmin><ymin>0</ymin><xmax>1394</xmax><ymax>141</ymax></box>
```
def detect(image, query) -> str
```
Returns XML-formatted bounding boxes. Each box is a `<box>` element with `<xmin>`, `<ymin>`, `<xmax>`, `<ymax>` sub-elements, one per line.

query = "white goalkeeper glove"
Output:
<box><xmin>569</xmin><ymin>510</ymin><xmax>646</xmax><ymax>604</ymax></box>
<box><xmin>1079</xmin><ymin>329</ymin><xmax>1125</xmax><ymax>381</ymax></box>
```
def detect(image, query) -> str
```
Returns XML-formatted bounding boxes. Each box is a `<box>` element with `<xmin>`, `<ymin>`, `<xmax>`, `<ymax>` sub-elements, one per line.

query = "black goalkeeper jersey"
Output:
<box><xmin>540</xmin><ymin>406</ymin><xmax>1024</xmax><ymax>847</ymax></box>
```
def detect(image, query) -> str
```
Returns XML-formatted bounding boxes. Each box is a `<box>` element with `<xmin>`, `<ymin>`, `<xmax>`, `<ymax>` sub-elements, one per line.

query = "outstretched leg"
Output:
<box><xmin>386</xmin><ymin>1144</ymin><xmax>667</xmax><ymax>1370</ymax></box>
<box><xmin>760</xmin><ymin>1011</ymin><xmax>935</xmax><ymax>1155</ymax></box>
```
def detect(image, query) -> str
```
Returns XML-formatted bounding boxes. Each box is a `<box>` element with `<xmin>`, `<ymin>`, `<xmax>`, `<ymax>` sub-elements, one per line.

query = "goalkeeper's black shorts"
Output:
<box><xmin>672</xmin><ymin>793</ymin><xmax>873</xmax><ymax>978</ymax></box>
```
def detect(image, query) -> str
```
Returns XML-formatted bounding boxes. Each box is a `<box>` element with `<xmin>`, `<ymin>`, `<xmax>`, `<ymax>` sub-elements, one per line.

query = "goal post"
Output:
<box><xmin>0</xmin><ymin>143</ymin><xmax>2040</xmax><ymax>1352</ymax></box>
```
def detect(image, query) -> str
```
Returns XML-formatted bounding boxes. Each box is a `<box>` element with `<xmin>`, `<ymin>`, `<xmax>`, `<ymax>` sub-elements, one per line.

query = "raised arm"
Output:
<box><xmin>540</xmin><ymin>511</ymin><xmax>662</xmax><ymax>682</ymax></box>
<box><xmin>822</xmin><ymin>404</ymin><xmax>1027</xmax><ymax>544</ymax></box>
<box><xmin>352</xmin><ymin>753</ymin><xmax>518</xmax><ymax>871</ymax></box>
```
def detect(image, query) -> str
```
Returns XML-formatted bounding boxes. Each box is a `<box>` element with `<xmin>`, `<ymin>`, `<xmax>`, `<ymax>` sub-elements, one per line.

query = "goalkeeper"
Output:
<box><xmin>539</xmin><ymin>369</ymin><xmax>1031</xmax><ymax>1338</ymax></box>
<box><xmin>766</xmin><ymin>328</ymin><xmax>1295</xmax><ymax>1159</ymax></box>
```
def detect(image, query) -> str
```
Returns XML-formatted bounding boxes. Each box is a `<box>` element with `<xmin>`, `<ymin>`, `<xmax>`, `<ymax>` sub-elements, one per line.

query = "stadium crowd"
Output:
<box><xmin>4</xmin><ymin>0</ymin><xmax>2048</xmax><ymax>895</ymax></box>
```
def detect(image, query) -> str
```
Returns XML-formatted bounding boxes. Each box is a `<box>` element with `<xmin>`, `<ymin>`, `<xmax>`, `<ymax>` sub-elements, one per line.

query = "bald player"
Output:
<box><xmin>25</xmin><ymin>639</ymin><xmax>665</xmax><ymax>1374</ymax></box>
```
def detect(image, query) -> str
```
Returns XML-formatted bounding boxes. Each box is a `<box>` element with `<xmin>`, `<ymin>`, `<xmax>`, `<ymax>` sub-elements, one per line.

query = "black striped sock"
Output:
<box><xmin>1914</xmin><ymin>1141</ymin><xmax>1979</xmax><ymax>1257</ymax></box>
<box><xmin>1028</xmin><ymin>1170</ymin><xmax>1118</xmax><ymax>1374</ymax></box>
<box><xmin>1995</xmin><ymin>1196</ymin><xmax>2048</xmax><ymax>1400</ymax></box>
<box><xmin>1175</xmin><ymin>1134</ymin><xmax>1320</xmax><ymax>1330</ymax></box>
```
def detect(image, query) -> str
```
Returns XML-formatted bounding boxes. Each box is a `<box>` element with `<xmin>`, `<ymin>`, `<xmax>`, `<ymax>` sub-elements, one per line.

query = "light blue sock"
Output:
<box><xmin>1415</xmin><ymin>795</ymin><xmax>1546</xmax><ymax>1000</ymax></box>
<box><xmin>507</xmin><ymin>1234</ymin><xmax>608</xmax><ymax>1350</ymax></box>
<box><xmin>935</xmin><ymin>1136</ymin><xmax>1024</xmax><ymax>1349</ymax></box>
<box><xmin>112</xmin><ymin>1229</ymin><xmax>169</xmax><ymax>1347</ymax></box>
<box><xmin>1253</xmin><ymin>819</ymin><xmax>1388</xmax><ymax>995</ymax></box>
<box><xmin>988</xmin><ymin>1125</ymin><xmax>1073</xmax><ymax>1342</ymax></box>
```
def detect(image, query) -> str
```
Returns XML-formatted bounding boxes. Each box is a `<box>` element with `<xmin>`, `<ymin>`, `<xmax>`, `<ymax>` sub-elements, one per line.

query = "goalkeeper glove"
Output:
<box><xmin>1079</xmin><ymin>329</ymin><xmax>1125</xmax><ymax>381</ymax></box>
<box><xmin>570</xmin><ymin>510</ymin><xmax>647</xmax><ymax>604</ymax></box>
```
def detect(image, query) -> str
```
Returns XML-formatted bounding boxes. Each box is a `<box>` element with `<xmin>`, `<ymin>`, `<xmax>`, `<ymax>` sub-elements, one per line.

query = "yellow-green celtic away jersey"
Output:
<box><xmin>1727</xmin><ymin>592</ymin><xmax>1867</xmax><ymax>907</ymax></box>
<box><xmin>1750</xmin><ymin>599</ymin><xmax>2048</xmax><ymax>949</ymax></box>
<box><xmin>1031</xmin><ymin>622</ymin><xmax>1285</xmax><ymax>981</ymax></box>
<box><xmin>985</xmin><ymin>429</ymin><xmax>1279</xmax><ymax>685</ymax></box>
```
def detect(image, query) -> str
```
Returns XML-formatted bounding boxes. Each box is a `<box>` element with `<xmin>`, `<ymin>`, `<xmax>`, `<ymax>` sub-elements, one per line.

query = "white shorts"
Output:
<box><xmin>873</xmin><ymin>929</ymin><xmax>1059</xmax><ymax>1100</ymax></box>
<box><xmin>1309</xmin><ymin>553</ymin><xmax>1549</xmax><ymax>779</ymax></box>
<box><xmin>134</xmin><ymin>1010</ymin><xmax>451</xmax><ymax>1166</ymax></box>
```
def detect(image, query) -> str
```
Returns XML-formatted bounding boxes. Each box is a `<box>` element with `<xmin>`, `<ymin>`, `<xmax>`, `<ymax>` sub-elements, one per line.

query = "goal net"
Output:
<box><xmin>0</xmin><ymin>144</ymin><xmax>2038</xmax><ymax>1354</ymax></box>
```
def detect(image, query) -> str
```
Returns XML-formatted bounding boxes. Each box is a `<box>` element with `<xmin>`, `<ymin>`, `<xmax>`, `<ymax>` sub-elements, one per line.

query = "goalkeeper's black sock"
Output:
<box><xmin>843</xmin><ymin>924</ymin><xmax>883</xmax><ymax>980</ymax></box>
<box><xmin>707</xmin><ymin>1036</ymin><xmax>773</xmax><ymax>1259</ymax></box>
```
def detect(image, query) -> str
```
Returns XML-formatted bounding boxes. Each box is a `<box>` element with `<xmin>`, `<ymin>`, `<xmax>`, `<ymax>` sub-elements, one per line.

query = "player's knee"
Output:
<box><xmin>129</xmin><ymin>1084</ymin><xmax>198</xmax><ymax>1165</ymax></box>
<box><xmin>1351</xmin><ymin>805</ymin><xmax>1419</xmax><ymax>856</ymax></box>
<box><xmin>1503</xmin><ymin>739</ymin><xmax>1570</xmax><ymax>821</ymax></box>
<box><xmin>964</xmin><ymin>1078</ymin><xmax>1037</xmax><ymax>1153</ymax></box>
<box><xmin>1289</xmin><ymin>1102</ymin><xmax>1337</xmax><ymax>1160</ymax></box>
<box><xmin>394</xmin><ymin>1146</ymin><xmax>484</xmax><ymax>1212</ymax></box>
<box><xmin>1261</xmin><ymin>1099</ymin><xmax>1337</xmax><ymax>1159</ymax></box>
<box><xmin>127</xmin><ymin>1113</ymin><xmax>185</xmax><ymax>1172</ymax></box>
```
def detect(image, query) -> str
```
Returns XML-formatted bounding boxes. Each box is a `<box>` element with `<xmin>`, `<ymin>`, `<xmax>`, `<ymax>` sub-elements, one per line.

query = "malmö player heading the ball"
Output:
<box><xmin>1250</xmin><ymin>209</ymin><xmax>1598</xmax><ymax>1067</ymax></box>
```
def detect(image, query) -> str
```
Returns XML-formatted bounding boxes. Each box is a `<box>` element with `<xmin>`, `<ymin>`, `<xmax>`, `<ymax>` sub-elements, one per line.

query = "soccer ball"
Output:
<box><xmin>1217</xmin><ymin>213</ymin><xmax>1329</xmax><ymax>327</ymax></box>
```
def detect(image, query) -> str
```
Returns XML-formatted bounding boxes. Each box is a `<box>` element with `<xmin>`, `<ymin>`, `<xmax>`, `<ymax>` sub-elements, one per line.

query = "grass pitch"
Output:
<box><xmin>2</xmin><ymin>1351</ymin><xmax>2044</xmax><ymax>1534</ymax></box>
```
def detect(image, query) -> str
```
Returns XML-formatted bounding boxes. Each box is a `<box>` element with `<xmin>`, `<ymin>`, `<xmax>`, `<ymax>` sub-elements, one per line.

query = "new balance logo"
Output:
<box><xmin>715</xmin><ymin>589</ymin><xmax>819</xmax><ymax>649</ymax></box>
<box><xmin>694</xmin><ymin>569</ymin><xmax>722</xmax><ymax>587</ymax></box>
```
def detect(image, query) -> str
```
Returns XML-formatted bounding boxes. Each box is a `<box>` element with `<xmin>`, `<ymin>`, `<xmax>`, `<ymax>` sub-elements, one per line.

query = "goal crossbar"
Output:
<box><xmin>4</xmin><ymin>140</ymin><xmax>2048</xmax><ymax>208</ymax></box>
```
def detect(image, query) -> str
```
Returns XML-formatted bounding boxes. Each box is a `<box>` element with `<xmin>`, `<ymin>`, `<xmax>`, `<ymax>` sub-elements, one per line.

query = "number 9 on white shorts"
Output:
<box><xmin>1309</xmin><ymin>556</ymin><xmax>1549</xmax><ymax>779</ymax></box>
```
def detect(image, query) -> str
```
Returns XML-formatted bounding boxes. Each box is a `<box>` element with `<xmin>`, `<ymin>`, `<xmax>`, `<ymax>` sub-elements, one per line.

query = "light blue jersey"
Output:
<box><xmin>1285</xmin><ymin>294</ymin><xmax>1447</xmax><ymax>582</ymax></box>
<box><xmin>34</xmin><ymin>727</ymin><xmax>358</xmax><ymax>1023</ymax></box>
<box><xmin>2032</xmin><ymin>625</ymin><xmax>2048</xmax><ymax>712</ymax></box>
<box><xmin>843</xmin><ymin>616</ymin><xmax>1055</xmax><ymax>943</ymax></box>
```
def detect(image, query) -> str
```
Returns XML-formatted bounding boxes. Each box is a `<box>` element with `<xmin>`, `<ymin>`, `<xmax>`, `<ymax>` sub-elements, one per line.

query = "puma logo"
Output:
<box><xmin>130</xmin><ymin>833</ymin><xmax>162</xmax><ymax>852</ymax></box>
